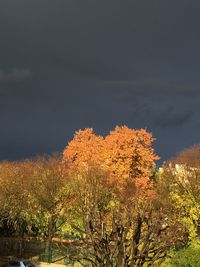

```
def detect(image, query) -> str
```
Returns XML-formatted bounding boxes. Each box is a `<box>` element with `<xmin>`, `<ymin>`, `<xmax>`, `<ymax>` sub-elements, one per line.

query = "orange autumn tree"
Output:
<box><xmin>63</xmin><ymin>127</ymin><xmax>179</xmax><ymax>267</ymax></box>
<box><xmin>63</xmin><ymin>126</ymin><xmax>159</xmax><ymax>190</ymax></box>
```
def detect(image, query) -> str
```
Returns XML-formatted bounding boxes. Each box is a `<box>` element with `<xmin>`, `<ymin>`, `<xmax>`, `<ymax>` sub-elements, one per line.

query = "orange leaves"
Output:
<box><xmin>63</xmin><ymin>128</ymin><xmax>105</xmax><ymax>172</ymax></box>
<box><xmin>105</xmin><ymin>126</ymin><xmax>159</xmax><ymax>182</ymax></box>
<box><xmin>63</xmin><ymin>126</ymin><xmax>159</xmax><ymax>195</ymax></box>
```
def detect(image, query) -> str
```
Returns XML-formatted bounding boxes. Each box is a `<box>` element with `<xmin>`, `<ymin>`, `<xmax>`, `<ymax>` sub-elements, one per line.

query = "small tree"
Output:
<box><xmin>0</xmin><ymin>160</ymin><xmax>33</xmax><ymax>236</ymax></box>
<box><xmin>0</xmin><ymin>154</ymin><xmax>75</xmax><ymax>261</ymax></box>
<box><xmin>158</xmin><ymin>146</ymin><xmax>200</xmax><ymax>266</ymax></box>
<box><xmin>28</xmin><ymin>154</ymin><xmax>75</xmax><ymax>261</ymax></box>
<box><xmin>161</xmin><ymin>148</ymin><xmax>200</xmax><ymax>240</ymax></box>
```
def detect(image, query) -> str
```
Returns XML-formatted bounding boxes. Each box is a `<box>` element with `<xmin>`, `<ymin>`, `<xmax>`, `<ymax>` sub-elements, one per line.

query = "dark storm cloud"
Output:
<box><xmin>105</xmin><ymin>79</ymin><xmax>196</xmax><ymax>129</ymax></box>
<box><xmin>153</xmin><ymin>107</ymin><xmax>194</xmax><ymax>128</ymax></box>
<box><xmin>0</xmin><ymin>0</ymin><xmax>200</xmax><ymax>161</ymax></box>
<box><xmin>117</xmin><ymin>95</ymin><xmax>195</xmax><ymax>130</ymax></box>
<box><xmin>1</xmin><ymin>0</ymin><xmax>200</xmax><ymax>81</ymax></box>
<box><xmin>104</xmin><ymin>79</ymin><xmax>198</xmax><ymax>96</ymax></box>
<box><xmin>0</xmin><ymin>68</ymin><xmax>32</xmax><ymax>83</ymax></box>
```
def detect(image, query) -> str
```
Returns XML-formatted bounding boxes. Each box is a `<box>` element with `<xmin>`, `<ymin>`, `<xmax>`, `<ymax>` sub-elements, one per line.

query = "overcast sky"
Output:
<box><xmin>1</xmin><ymin>0</ymin><xmax>200</xmax><ymax>164</ymax></box>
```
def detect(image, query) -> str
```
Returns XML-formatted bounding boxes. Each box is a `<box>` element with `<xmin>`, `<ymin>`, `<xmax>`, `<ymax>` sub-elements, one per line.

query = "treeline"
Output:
<box><xmin>0</xmin><ymin>126</ymin><xmax>200</xmax><ymax>266</ymax></box>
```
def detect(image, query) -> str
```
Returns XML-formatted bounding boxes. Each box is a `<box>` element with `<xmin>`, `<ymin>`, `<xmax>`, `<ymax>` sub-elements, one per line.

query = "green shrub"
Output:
<box><xmin>163</xmin><ymin>238</ymin><xmax>200</xmax><ymax>267</ymax></box>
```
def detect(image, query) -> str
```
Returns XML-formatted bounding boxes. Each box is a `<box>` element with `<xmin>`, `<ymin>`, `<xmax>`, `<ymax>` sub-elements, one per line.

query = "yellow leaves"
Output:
<box><xmin>170</xmin><ymin>190</ymin><xmax>200</xmax><ymax>239</ymax></box>
<box><xmin>159</xmin><ymin>161</ymin><xmax>200</xmax><ymax>243</ymax></box>
<box><xmin>182</xmin><ymin>217</ymin><xmax>197</xmax><ymax>239</ymax></box>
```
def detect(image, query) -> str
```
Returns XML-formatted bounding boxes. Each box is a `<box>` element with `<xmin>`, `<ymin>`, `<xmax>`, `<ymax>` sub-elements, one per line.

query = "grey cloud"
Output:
<box><xmin>154</xmin><ymin>108</ymin><xmax>193</xmax><ymax>129</ymax></box>
<box><xmin>104</xmin><ymin>79</ymin><xmax>198</xmax><ymax>97</ymax></box>
<box><xmin>0</xmin><ymin>68</ymin><xmax>32</xmax><ymax>83</ymax></box>
<box><xmin>109</xmin><ymin>88</ymin><xmax>196</xmax><ymax>130</ymax></box>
